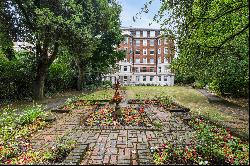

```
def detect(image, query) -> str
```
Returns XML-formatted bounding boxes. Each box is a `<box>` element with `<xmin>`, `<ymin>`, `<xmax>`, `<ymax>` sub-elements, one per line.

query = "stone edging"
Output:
<box><xmin>61</xmin><ymin>143</ymin><xmax>89</xmax><ymax>165</ymax></box>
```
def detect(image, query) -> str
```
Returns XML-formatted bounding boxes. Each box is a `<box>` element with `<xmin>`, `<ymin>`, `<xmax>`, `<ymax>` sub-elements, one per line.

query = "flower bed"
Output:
<box><xmin>151</xmin><ymin>114</ymin><xmax>249</xmax><ymax>165</ymax></box>
<box><xmin>83</xmin><ymin>104</ymin><xmax>151</xmax><ymax>127</ymax></box>
<box><xmin>0</xmin><ymin>105</ymin><xmax>76</xmax><ymax>165</ymax></box>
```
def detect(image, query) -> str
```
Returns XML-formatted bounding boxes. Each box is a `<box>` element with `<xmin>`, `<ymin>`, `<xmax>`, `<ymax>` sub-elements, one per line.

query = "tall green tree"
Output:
<box><xmin>0</xmin><ymin>1</ymin><xmax>16</xmax><ymax>60</ymax></box>
<box><xmin>142</xmin><ymin>0</ymin><xmax>249</xmax><ymax>96</ymax></box>
<box><xmin>1</xmin><ymin>0</ymin><xmax>89</xmax><ymax>99</ymax></box>
<box><xmin>65</xmin><ymin>0</ymin><xmax>124</xmax><ymax>90</ymax></box>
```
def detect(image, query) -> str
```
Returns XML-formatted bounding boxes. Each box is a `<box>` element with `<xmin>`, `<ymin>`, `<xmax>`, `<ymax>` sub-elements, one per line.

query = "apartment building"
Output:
<box><xmin>104</xmin><ymin>27</ymin><xmax>175</xmax><ymax>86</ymax></box>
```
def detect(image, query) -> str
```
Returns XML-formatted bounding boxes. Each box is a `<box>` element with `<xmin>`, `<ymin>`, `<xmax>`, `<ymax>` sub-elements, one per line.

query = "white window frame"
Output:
<box><xmin>143</xmin><ymin>58</ymin><xmax>147</xmax><ymax>64</ymax></box>
<box><xmin>164</xmin><ymin>57</ymin><xmax>167</xmax><ymax>63</ymax></box>
<box><xmin>124</xmin><ymin>76</ymin><xmax>128</xmax><ymax>82</ymax></box>
<box><xmin>158</xmin><ymin>48</ymin><xmax>161</xmax><ymax>54</ymax></box>
<box><xmin>158</xmin><ymin>39</ymin><xmax>161</xmax><ymax>45</ymax></box>
<box><xmin>158</xmin><ymin>67</ymin><xmax>161</xmax><ymax>73</ymax></box>
<box><xmin>124</xmin><ymin>66</ymin><xmax>127</xmax><ymax>71</ymax></box>
<box><xmin>150</xmin><ymin>39</ymin><xmax>154</xmax><ymax>46</ymax></box>
<box><xmin>136</xmin><ymin>31</ymin><xmax>140</xmax><ymax>37</ymax></box>
<box><xmin>150</xmin><ymin>58</ymin><xmax>154</xmax><ymax>64</ymax></box>
<box><xmin>150</xmin><ymin>49</ymin><xmax>154</xmax><ymax>55</ymax></box>
<box><xmin>143</xmin><ymin>31</ymin><xmax>147</xmax><ymax>37</ymax></box>
<box><xmin>158</xmin><ymin>57</ymin><xmax>161</xmax><ymax>64</ymax></box>
<box><xmin>164</xmin><ymin>76</ymin><xmax>168</xmax><ymax>81</ymax></box>
<box><xmin>135</xmin><ymin>49</ymin><xmax>140</xmax><ymax>55</ymax></box>
<box><xmin>150</xmin><ymin>31</ymin><xmax>155</xmax><ymax>37</ymax></box>
<box><xmin>136</xmin><ymin>76</ymin><xmax>140</xmax><ymax>81</ymax></box>
<box><xmin>129</xmin><ymin>48</ymin><xmax>132</xmax><ymax>54</ymax></box>
<box><xmin>136</xmin><ymin>40</ymin><xmax>140</xmax><ymax>46</ymax></box>
<box><xmin>143</xmin><ymin>49</ymin><xmax>147</xmax><ymax>55</ymax></box>
<box><xmin>150</xmin><ymin>76</ymin><xmax>154</xmax><ymax>81</ymax></box>
<box><xmin>158</xmin><ymin>76</ymin><xmax>162</xmax><ymax>81</ymax></box>
<box><xmin>124</xmin><ymin>37</ymin><xmax>128</xmax><ymax>44</ymax></box>
<box><xmin>135</xmin><ymin>58</ymin><xmax>140</xmax><ymax>64</ymax></box>
<box><xmin>164</xmin><ymin>47</ymin><xmax>168</xmax><ymax>54</ymax></box>
<box><xmin>143</xmin><ymin>40</ymin><xmax>147</xmax><ymax>46</ymax></box>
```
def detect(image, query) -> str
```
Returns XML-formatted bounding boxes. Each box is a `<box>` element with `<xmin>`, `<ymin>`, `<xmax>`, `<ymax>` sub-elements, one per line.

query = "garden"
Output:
<box><xmin>1</xmin><ymin>81</ymin><xmax>249</xmax><ymax>165</ymax></box>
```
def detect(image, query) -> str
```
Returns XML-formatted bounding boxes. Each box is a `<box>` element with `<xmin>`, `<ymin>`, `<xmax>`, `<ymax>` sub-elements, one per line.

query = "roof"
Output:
<box><xmin>121</xmin><ymin>26</ymin><xmax>161</xmax><ymax>31</ymax></box>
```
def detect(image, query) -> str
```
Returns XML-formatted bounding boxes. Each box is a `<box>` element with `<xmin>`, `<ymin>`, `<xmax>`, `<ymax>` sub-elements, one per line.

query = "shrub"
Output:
<box><xmin>45</xmin><ymin>63</ymin><xmax>77</xmax><ymax>94</ymax></box>
<box><xmin>0</xmin><ymin>53</ymin><xmax>34</xmax><ymax>102</ymax></box>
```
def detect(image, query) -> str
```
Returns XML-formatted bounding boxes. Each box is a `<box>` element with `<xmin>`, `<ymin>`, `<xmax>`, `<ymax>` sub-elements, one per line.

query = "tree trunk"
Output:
<box><xmin>77</xmin><ymin>66</ymin><xmax>84</xmax><ymax>91</ymax></box>
<box><xmin>33</xmin><ymin>62</ymin><xmax>48</xmax><ymax>100</ymax></box>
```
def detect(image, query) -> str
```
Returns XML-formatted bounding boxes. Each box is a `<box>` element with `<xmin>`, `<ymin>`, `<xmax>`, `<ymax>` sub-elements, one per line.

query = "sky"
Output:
<box><xmin>117</xmin><ymin>0</ymin><xmax>162</xmax><ymax>29</ymax></box>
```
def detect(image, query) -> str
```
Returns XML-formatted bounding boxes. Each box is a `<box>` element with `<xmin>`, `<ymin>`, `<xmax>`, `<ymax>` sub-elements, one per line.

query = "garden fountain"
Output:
<box><xmin>111</xmin><ymin>79</ymin><xmax>123</xmax><ymax>121</ymax></box>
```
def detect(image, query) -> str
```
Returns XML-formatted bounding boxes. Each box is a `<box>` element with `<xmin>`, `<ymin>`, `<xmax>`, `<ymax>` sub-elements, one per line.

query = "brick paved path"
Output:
<box><xmin>31</xmin><ymin>90</ymin><xmax>194</xmax><ymax>165</ymax></box>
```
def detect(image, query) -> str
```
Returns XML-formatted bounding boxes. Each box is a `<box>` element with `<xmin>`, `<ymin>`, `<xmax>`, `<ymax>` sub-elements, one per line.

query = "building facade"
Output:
<box><xmin>104</xmin><ymin>27</ymin><xmax>175</xmax><ymax>86</ymax></box>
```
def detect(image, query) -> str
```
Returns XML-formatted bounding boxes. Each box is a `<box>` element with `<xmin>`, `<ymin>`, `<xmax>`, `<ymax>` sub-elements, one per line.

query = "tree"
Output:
<box><xmin>141</xmin><ymin>0</ymin><xmax>249</xmax><ymax>96</ymax></box>
<box><xmin>65</xmin><ymin>0</ymin><xmax>124</xmax><ymax>90</ymax></box>
<box><xmin>1</xmin><ymin>0</ymin><xmax>88</xmax><ymax>99</ymax></box>
<box><xmin>0</xmin><ymin>1</ymin><xmax>16</xmax><ymax>60</ymax></box>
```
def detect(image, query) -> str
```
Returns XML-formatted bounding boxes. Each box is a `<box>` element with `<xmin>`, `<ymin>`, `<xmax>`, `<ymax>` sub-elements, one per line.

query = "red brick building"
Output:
<box><xmin>104</xmin><ymin>27</ymin><xmax>175</xmax><ymax>85</ymax></box>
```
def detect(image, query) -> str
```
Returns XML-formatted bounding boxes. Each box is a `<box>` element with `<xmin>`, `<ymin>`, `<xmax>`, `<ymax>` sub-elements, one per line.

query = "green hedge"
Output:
<box><xmin>0</xmin><ymin>58</ymin><xmax>34</xmax><ymax>101</ymax></box>
<box><xmin>45</xmin><ymin>63</ymin><xmax>77</xmax><ymax>94</ymax></box>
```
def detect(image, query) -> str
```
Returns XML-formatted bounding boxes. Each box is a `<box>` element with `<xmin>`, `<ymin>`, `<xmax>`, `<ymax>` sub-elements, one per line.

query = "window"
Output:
<box><xmin>150</xmin><ymin>31</ymin><xmax>155</xmax><ymax>37</ymax></box>
<box><xmin>158</xmin><ymin>57</ymin><xmax>161</xmax><ymax>64</ymax></box>
<box><xmin>124</xmin><ymin>37</ymin><xmax>128</xmax><ymax>44</ymax></box>
<box><xmin>150</xmin><ymin>76</ymin><xmax>154</xmax><ymax>81</ymax></box>
<box><xmin>143</xmin><ymin>49</ymin><xmax>147</xmax><ymax>55</ymax></box>
<box><xmin>143</xmin><ymin>31</ymin><xmax>147</xmax><ymax>37</ymax></box>
<box><xmin>130</xmin><ymin>39</ymin><xmax>132</xmax><ymax>45</ymax></box>
<box><xmin>124</xmin><ymin>47</ymin><xmax>128</xmax><ymax>53</ymax></box>
<box><xmin>150</xmin><ymin>49</ymin><xmax>154</xmax><ymax>55</ymax></box>
<box><xmin>136</xmin><ymin>40</ymin><xmax>140</xmax><ymax>46</ymax></box>
<box><xmin>136</xmin><ymin>76</ymin><xmax>140</xmax><ymax>81</ymax></box>
<box><xmin>150</xmin><ymin>67</ymin><xmax>154</xmax><ymax>72</ymax></box>
<box><xmin>150</xmin><ymin>39</ymin><xmax>154</xmax><ymax>46</ymax></box>
<box><xmin>158</xmin><ymin>48</ymin><xmax>161</xmax><ymax>54</ymax></box>
<box><xmin>158</xmin><ymin>67</ymin><xmax>161</xmax><ymax>73</ymax></box>
<box><xmin>142</xmin><ymin>67</ymin><xmax>147</xmax><ymax>72</ymax></box>
<box><xmin>143</xmin><ymin>40</ymin><xmax>147</xmax><ymax>46</ymax></box>
<box><xmin>124</xmin><ymin>76</ymin><xmax>128</xmax><ymax>81</ymax></box>
<box><xmin>135</xmin><ymin>58</ymin><xmax>140</xmax><ymax>63</ymax></box>
<box><xmin>143</xmin><ymin>58</ymin><xmax>147</xmax><ymax>63</ymax></box>
<box><xmin>158</xmin><ymin>76</ymin><xmax>161</xmax><ymax>81</ymax></box>
<box><xmin>136</xmin><ymin>31</ymin><xmax>140</xmax><ymax>37</ymax></box>
<box><xmin>164</xmin><ymin>57</ymin><xmax>167</xmax><ymax>63</ymax></box>
<box><xmin>130</xmin><ymin>58</ymin><xmax>133</xmax><ymax>63</ymax></box>
<box><xmin>135</xmin><ymin>49</ymin><xmax>140</xmax><ymax>54</ymax></box>
<box><xmin>158</xmin><ymin>39</ymin><xmax>161</xmax><ymax>45</ymax></box>
<box><xmin>129</xmin><ymin>49</ymin><xmax>132</xmax><ymax>54</ymax></box>
<box><xmin>135</xmin><ymin>67</ymin><xmax>139</xmax><ymax>73</ymax></box>
<box><xmin>164</xmin><ymin>47</ymin><xmax>168</xmax><ymax>54</ymax></box>
<box><xmin>143</xmin><ymin>76</ymin><xmax>146</xmax><ymax>81</ymax></box>
<box><xmin>150</xmin><ymin>58</ymin><xmax>154</xmax><ymax>64</ymax></box>
<box><xmin>124</xmin><ymin>66</ymin><xmax>127</xmax><ymax>71</ymax></box>
<box><xmin>164</xmin><ymin>76</ymin><xmax>168</xmax><ymax>81</ymax></box>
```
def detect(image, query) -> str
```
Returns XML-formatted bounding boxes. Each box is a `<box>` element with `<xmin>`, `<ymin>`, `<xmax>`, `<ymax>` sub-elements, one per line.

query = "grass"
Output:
<box><xmin>124</xmin><ymin>86</ymin><xmax>249</xmax><ymax>138</ymax></box>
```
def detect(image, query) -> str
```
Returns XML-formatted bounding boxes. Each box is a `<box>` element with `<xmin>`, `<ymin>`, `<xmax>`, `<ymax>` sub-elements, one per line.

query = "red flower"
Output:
<box><xmin>229</xmin><ymin>158</ymin><xmax>234</xmax><ymax>164</ymax></box>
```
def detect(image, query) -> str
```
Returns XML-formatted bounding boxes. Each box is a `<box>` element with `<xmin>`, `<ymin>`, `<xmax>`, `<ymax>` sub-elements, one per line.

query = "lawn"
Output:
<box><xmin>123</xmin><ymin>86</ymin><xmax>249</xmax><ymax>138</ymax></box>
